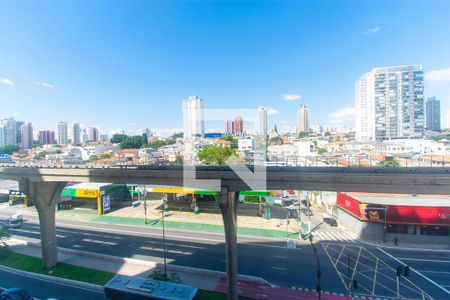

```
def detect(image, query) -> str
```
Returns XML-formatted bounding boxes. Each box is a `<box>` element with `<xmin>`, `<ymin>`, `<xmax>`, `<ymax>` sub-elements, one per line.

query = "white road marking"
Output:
<box><xmin>274</xmin><ymin>255</ymin><xmax>287</xmax><ymax>259</ymax></box>
<box><xmin>377</xmin><ymin>247</ymin><xmax>450</xmax><ymax>295</ymax></box>
<box><xmin>417</xmin><ymin>270</ymin><xmax>450</xmax><ymax>275</ymax></box>
<box><xmin>397</xmin><ymin>258</ymin><xmax>450</xmax><ymax>264</ymax></box>
<box><xmin>271</xmin><ymin>267</ymin><xmax>287</xmax><ymax>271</ymax></box>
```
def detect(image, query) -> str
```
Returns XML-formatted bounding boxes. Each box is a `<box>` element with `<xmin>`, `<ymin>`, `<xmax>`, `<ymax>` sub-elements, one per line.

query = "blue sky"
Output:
<box><xmin>1</xmin><ymin>0</ymin><xmax>450</xmax><ymax>135</ymax></box>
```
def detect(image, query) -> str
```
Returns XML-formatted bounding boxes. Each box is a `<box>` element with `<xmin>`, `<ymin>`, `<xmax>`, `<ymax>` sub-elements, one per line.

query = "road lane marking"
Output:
<box><xmin>271</xmin><ymin>267</ymin><xmax>287</xmax><ymax>271</ymax></box>
<box><xmin>417</xmin><ymin>270</ymin><xmax>450</xmax><ymax>275</ymax></box>
<box><xmin>377</xmin><ymin>247</ymin><xmax>450</xmax><ymax>295</ymax></box>
<box><xmin>397</xmin><ymin>258</ymin><xmax>450</xmax><ymax>264</ymax></box>
<box><xmin>274</xmin><ymin>255</ymin><xmax>287</xmax><ymax>259</ymax></box>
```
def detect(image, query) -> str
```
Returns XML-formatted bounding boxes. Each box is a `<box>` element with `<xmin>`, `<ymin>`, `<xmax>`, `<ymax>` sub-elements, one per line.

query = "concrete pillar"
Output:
<box><xmin>31</xmin><ymin>182</ymin><xmax>66</xmax><ymax>269</ymax></box>
<box><xmin>18</xmin><ymin>179</ymin><xmax>34</xmax><ymax>205</ymax></box>
<box><xmin>218</xmin><ymin>188</ymin><xmax>239</xmax><ymax>300</ymax></box>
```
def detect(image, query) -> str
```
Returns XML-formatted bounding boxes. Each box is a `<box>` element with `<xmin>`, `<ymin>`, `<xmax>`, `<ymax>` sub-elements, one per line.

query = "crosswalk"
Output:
<box><xmin>312</xmin><ymin>230</ymin><xmax>358</xmax><ymax>243</ymax></box>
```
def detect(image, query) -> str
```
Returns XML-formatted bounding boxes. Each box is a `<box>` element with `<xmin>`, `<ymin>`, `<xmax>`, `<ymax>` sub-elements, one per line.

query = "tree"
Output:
<box><xmin>171</xmin><ymin>156</ymin><xmax>183</xmax><ymax>165</ymax></box>
<box><xmin>198</xmin><ymin>145</ymin><xmax>237</xmax><ymax>165</ymax></box>
<box><xmin>172</xmin><ymin>132</ymin><xmax>183</xmax><ymax>139</ymax></box>
<box><xmin>35</xmin><ymin>151</ymin><xmax>50</xmax><ymax>160</ymax></box>
<box><xmin>110</xmin><ymin>134</ymin><xmax>128</xmax><ymax>144</ymax></box>
<box><xmin>378</xmin><ymin>158</ymin><xmax>400</xmax><ymax>167</ymax></box>
<box><xmin>298</xmin><ymin>131</ymin><xmax>308</xmax><ymax>139</ymax></box>
<box><xmin>317</xmin><ymin>148</ymin><xmax>327</xmax><ymax>155</ymax></box>
<box><xmin>324</xmin><ymin>131</ymin><xmax>331</xmax><ymax>136</ymax></box>
<box><xmin>89</xmin><ymin>155</ymin><xmax>99</xmax><ymax>161</ymax></box>
<box><xmin>220</xmin><ymin>135</ymin><xmax>238</xmax><ymax>149</ymax></box>
<box><xmin>0</xmin><ymin>145</ymin><xmax>19</xmax><ymax>155</ymax></box>
<box><xmin>143</xmin><ymin>139</ymin><xmax>176</xmax><ymax>149</ymax></box>
<box><xmin>270</xmin><ymin>136</ymin><xmax>282</xmax><ymax>145</ymax></box>
<box><xmin>120</xmin><ymin>135</ymin><xmax>145</xmax><ymax>149</ymax></box>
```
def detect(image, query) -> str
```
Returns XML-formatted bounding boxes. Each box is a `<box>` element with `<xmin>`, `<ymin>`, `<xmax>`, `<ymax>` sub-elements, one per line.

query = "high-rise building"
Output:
<box><xmin>355</xmin><ymin>65</ymin><xmax>424</xmax><ymax>141</ymax></box>
<box><xmin>72</xmin><ymin>122</ymin><xmax>81</xmax><ymax>145</ymax></box>
<box><xmin>257</xmin><ymin>106</ymin><xmax>267</xmax><ymax>137</ymax></box>
<box><xmin>234</xmin><ymin>116</ymin><xmax>244</xmax><ymax>134</ymax></box>
<box><xmin>224</xmin><ymin>120</ymin><xmax>234</xmax><ymax>134</ymax></box>
<box><xmin>426</xmin><ymin>97</ymin><xmax>441</xmax><ymax>131</ymax></box>
<box><xmin>39</xmin><ymin>130</ymin><xmax>56</xmax><ymax>145</ymax></box>
<box><xmin>57</xmin><ymin>121</ymin><xmax>68</xmax><ymax>145</ymax></box>
<box><xmin>446</xmin><ymin>109</ymin><xmax>450</xmax><ymax>130</ymax></box>
<box><xmin>20</xmin><ymin>122</ymin><xmax>33</xmax><ymax>149</ymax></box>
<box><xmin>0</xmin><ymin>118</ymin><xmax>18</xmax><ymax>147</ymax></box>
<box><xmin>88</xmin><ymin>127</ymin><xmax>99</xmax><ymax>142</ymax></box>
<box><xmin>296</xmin><ymin>104</ymin><xmax>309</xmax><ymax>133</ymax></box>
<box><xmin>183</xmin><ymin>96</ymin><xmax>204</xmax><ymax>139</ymax></box>
<box><xmin>80</xmin><ymin>129</ymin><xmax>88</xmax><ymax>144</ymax></box>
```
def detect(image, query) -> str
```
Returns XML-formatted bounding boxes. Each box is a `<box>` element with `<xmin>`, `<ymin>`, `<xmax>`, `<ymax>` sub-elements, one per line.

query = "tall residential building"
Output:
<box><xmin>72</xmin><ymin>122</ymin><xmax>81</xmax><ymax>145</ymax></box>
<box><xmin>296</xmin><ymin>104</ymin><xmax>309</xmax><ymax>133</ymax></box>
<box><xmin>447</xmin><ymin>109</ymin><xmax>450</xmax><ymax>129</ymax></box>
<box><xmin>57</xmin><ymin>121</ymin><xmax>68</xmax><ymax>145</ymax></box>
<box><xmin>38</xmin><ymin>130</ymin><xmax>56</xmax><ymax>145</ymax></box>
<box><xmin>0</xmin><ymin>118</ymin><xmax>17</xmax><ymax>147</ymax></box>
<box><xmin>355</xmin><ymin>65</ymin><xmax>424</xmax><ymax>141</ymax></box>
<box><xmin>20</xmin><ymin>122</ymin><xmax>33</xmax><ymax>149</ymax></box>
<box><xmin>257</xmin><ymin>106</ymin><xmax>267</xmax><ymax>137</ymax></box>
<box><xmin>81</xmin><ymin>129</ymin><xmax>89</xmax><ymax>144</ymax></box>
<box><xmin>224</xmin><ymin>120</ymin><xmax>234</xmax><ymax>134</ymax></box>
<box><xmin>88</xmin><ymin>127</ymin><xmax>99</xmax><ymax>142</ymax></box>
<box><xmin>426</xmin><ymin>97</ymin><xmax>440</xmax><ymax>131</ymax></box>
<box><xmin>183</xmin><ymin>96</ymin><xmax>204</xmax><ymax>139</ymax></box>
<box><xmin>234</xmin><ymin>116</ymin><xmax>244</xmax><ymax>134</ymax></box>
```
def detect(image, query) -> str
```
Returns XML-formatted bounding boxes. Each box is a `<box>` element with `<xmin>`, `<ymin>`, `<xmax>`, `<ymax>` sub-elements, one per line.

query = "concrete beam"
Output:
<box><xmin>218</xmin><ymin>188</ymin><xmax>239</xmax><ymax>300</ymax></box>
<box><xmin>31</xmin><ymin>182</ymin><xmax>66</xmax><ymax>269</ymax></box>
<box><xmin>2</xmin><ymin>166</ymin><xmax>450</xmax><ymax>194</ymax></box>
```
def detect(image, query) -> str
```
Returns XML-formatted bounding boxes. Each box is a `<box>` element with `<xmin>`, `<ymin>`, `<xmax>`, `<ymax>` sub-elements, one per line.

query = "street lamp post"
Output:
<box><xmin>161</xmin><ymin>193</ymin><xmax>168</xmax><ymax>280</ymax></box>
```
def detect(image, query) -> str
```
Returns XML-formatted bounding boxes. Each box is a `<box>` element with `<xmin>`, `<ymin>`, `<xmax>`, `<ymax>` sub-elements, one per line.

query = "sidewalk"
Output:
<box><xmin>24</xmin><ymin>205</ymin><xmax>301</xmax><ymax>240</ymax></box>
<box><xmin>5</xmin><ymin>238</ymin><xmax>351</xmax><ymax>300</ymax></box>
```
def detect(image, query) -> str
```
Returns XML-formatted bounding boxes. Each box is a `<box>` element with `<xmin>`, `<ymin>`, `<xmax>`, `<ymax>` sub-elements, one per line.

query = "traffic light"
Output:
<box><xmin>396</xmin><ymin>265</ymin><xmax>403</xmax><ymax>276</ymax></box>
<box><xmin>404</xmin><ymin>266</ymin><xmax>410</xmax><ymax>277</ymax></box>
<box><xmin>353</xmin><ymin>280</ymin><xmax>358</xmax><ymax>290</ymax></box>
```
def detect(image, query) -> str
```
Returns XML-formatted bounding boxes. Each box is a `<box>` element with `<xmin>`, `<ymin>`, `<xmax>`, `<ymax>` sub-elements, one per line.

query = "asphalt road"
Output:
<box><xmin>1</xmin><ymin>210</ymin><xmax>449</xmax><ymax>299</ymax></box>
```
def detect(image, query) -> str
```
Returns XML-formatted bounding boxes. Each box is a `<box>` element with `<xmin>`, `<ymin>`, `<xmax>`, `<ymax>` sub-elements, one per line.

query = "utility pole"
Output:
<box><xmin>162</xmin><ymin>194</ymin><xmax>168</xmax><ymax>280</ymax></box>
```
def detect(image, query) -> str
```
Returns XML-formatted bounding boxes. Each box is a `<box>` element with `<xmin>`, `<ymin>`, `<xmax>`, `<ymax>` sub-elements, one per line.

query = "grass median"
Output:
<box><xmin>0</xmin><ymin>248</ymin><xmax>251</xmax><ymax>299</ymax></box>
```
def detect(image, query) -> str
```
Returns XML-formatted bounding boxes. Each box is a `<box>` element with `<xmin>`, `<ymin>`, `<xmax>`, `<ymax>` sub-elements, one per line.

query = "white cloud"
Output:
<box><xmin>267</xmin><ymin>108</ymin><xmax>280</xmax><ymax>115</ymax></box>
<box><xmin>363</xmin><ymin>25</ymin><xmax>381</xmax><ymax>34</ymax></box>
<box><xmin>0</xmin><ymin>77</ymin><xmax>13</xmax><ymax>86</ymax></box>
<box><xmin>283</xmin><ymin>93</ymin><xmax>302</xmax><ymax>101</ymax></box>
<box><xmin>31</xmin><ymin>81</ymin><xmax>55</xmax><ymax>89</ymax></box>
<box><xmin>425</xmin><ymin>68</ymin><xmax>450</xmax><ymax>84</ymax></box>
<box><xmin>328</xmin><ymin>107</ymin><xmax>355</xmax><ymax>124</ymax></box>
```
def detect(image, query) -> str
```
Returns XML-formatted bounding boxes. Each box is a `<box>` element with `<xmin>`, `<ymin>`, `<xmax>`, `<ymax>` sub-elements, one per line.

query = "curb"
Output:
<box><xmin>9</xmin><ymin>238</ymin><xmax>274</xmax><ymax>287</ymax></box>
<box><xmin>0</xmin><ymin>264</ymin><xmax>103</xmax><ymax>292</ymax></box>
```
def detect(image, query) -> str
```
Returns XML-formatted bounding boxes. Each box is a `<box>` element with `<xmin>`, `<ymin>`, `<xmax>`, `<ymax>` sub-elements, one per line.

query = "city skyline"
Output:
<box><xmin>1</xmin><ymin>1</ymin><xmax>450</xmax><ymax>134</ymax></box>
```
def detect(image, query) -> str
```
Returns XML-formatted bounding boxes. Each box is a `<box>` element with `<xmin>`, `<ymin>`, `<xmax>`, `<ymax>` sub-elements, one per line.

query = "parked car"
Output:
<box><xmin>0</xmin><ymin>288</ymin><xmax>33</xmax><ymax>300</ymax></box>
<box><xmin>2</xmin><ymin>214</ymin><xmax>23</xmax><ymax>229</ymax></box>
<box><xmin>323</xmin><ymin>217</ymin><xmax>338</xmax><ymax>226</ymax></box>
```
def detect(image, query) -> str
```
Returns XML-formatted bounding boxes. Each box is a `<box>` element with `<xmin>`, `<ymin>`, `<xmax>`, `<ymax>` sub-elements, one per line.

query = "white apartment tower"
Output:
<box><xmin>355</xmin><ymin>65</ymin><xmax>424</xmax><ymax>141</ymax></box>
<box><xmin>20</xmin><ymin>122</ymin><xmax>33</xmax><ymax>149</ymax></box>
<box><xmin>257</xmin><ymin>106</ymin><xmax>268</xmax><ymax>137</ymax></box>
<box><xmin>72</xmin><ymin>122</ymin><xmax>81</xmax><ymax>145</ymax></box>
<box><xmin>88</xmin><ymin>127</ymin><xmax>99</xmax><ymax>142</ymax></box>
<box><xmin>183</xmin><ymin>96</ymin><xmax>204</xmax><ymax>139</ymax></box>
<box><xmin>0</xmin><ymin>118</ymin><xmax>17</xmax><ymax>147</ymax></box>
<box><xmin>57</xmin><ymin>121</ymin><xmax>68</xmax><ymax>145</ymax></box>
<box><xmin>296</xmin><ymin>104</ymin><xmax>309</xmax><ymax>133</ymax></box>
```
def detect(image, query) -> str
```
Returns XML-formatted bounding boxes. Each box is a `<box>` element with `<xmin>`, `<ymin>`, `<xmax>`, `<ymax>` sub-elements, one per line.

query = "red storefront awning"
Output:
<box><xmin>336</xmin><ymin>193</ymin><xmax>450</xmax><ymax>226</ymax></box>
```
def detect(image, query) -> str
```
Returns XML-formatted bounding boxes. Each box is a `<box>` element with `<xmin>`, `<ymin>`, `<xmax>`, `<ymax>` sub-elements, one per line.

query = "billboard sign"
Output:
<box><xmin>102</xmin><ymin>194</ymin><xmax>111</xmax><ymax>213</ymax></box>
